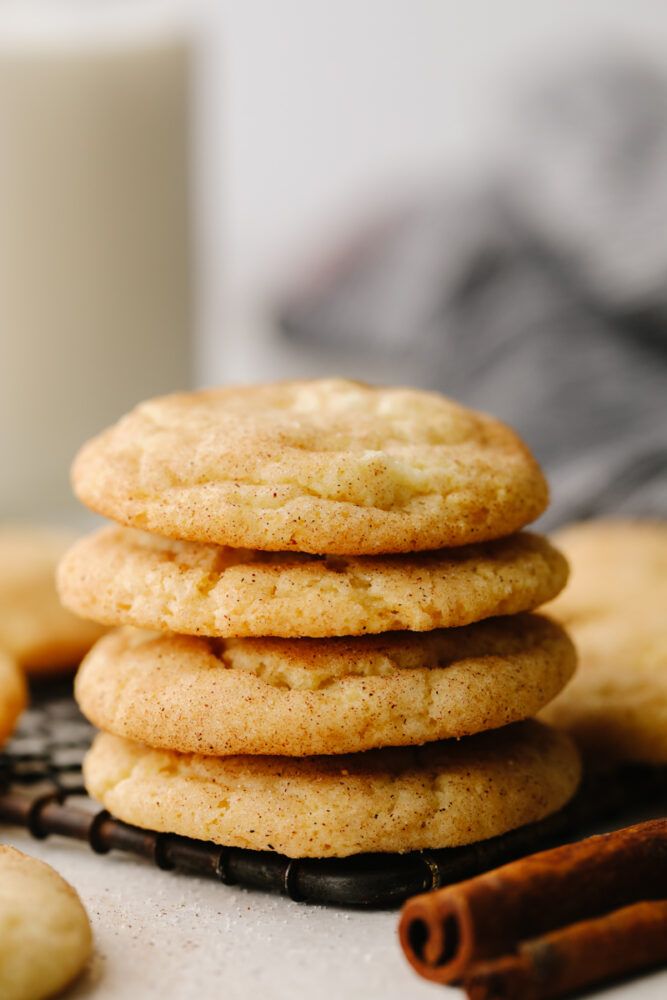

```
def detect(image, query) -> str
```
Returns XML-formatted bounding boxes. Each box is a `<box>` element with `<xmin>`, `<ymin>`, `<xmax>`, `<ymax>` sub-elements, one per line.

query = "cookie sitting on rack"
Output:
<box><xmin>84</xmin><ymin>720</ymin><xmax>580</xmax><ymax>859</ymax></box>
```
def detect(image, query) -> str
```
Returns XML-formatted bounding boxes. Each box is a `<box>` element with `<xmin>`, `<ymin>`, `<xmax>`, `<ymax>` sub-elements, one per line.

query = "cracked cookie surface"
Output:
<box><xmin>58</xmin><ymin>527</ymin><xmax>568</xmax><ymax>637</ymax></box>
<box><xmin>71</xmin><ymin>379</ymin><xmax>549</xmax><ymax>554</ymax></box>
<box><xmin>83</xmin><ymin>720</ymin><xmax>581</xmax><ymax>857</ymax></box>
<box><xmin>75</xmin><ymin>614</ymin><xmax>576</xmax><ymax>756</ymax></box>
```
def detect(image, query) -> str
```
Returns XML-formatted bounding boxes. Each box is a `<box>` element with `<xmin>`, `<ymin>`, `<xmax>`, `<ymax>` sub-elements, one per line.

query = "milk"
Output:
<box><xmin>0</xmin><ymin>6</ymin><xmax>195</xmax><ymax>523</ymax></box>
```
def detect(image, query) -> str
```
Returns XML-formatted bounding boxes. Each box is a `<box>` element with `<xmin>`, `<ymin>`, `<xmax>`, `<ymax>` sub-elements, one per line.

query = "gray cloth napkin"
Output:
<box><xmin>278</xmin><ymin>60</ymin><xmax>667</xmax><ymax>529</ymax></box>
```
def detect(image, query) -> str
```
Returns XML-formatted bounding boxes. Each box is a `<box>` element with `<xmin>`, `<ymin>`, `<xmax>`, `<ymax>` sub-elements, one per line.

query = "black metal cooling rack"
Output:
<box><xmin>2</xmin><ymin>679</ymin><xmax>667</xmax><ymax>908</ymax></box>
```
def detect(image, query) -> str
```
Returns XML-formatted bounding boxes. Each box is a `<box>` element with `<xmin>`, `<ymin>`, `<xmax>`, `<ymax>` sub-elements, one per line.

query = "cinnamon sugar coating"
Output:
<box><xmin>75</xmin><ymin>614</ymin><xmax>576</xmax><ymax>756</ymax></box>
<box><xmin>58</xmin><ymin>527</ymin><xmax>568</xmax><ymax>638</ymax></box>
<box><xmin>83</xmin><ymin>721</ymin><xmax>581</xmax><ymax>858</ymax></box>
<box><xmin>72</xmin><ymin>379</ymin><xmax>549</xmax><ymax>555</ymax></box>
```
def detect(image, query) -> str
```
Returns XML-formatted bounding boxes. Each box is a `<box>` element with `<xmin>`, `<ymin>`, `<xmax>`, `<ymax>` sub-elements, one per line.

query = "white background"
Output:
<box><xmin>208</xmin><ymin>0</ymin><xmax>667</xmax><ymax>299</ymax></box>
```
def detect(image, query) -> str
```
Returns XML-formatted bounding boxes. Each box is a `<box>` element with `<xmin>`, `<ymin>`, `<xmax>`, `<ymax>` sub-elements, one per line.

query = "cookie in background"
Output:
<box><xmin>541</xmin><ymin>520</ymin><xmax>667</xmax><ymax>765</ymax></box>
<box><xmin>0</xmin><ymin>526</ymin><xmax>106</xmax><ymax>676</ymax></box>
<box><xmin>0</xmin><ymin>647</ymin><xmax>26</xmax><ymax>746</ymax></box>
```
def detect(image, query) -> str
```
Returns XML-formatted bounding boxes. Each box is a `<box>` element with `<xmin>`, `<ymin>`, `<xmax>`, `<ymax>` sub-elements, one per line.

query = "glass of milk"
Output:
<box><xmin>0</xmin><ymin>2</ymin><xmax>207</xmax><ymax>524</ymax></box>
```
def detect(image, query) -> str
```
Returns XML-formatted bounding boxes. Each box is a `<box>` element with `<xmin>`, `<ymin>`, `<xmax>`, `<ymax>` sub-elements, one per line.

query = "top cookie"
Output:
<box><xmin>72</xmin><ymin>379</ymin><xmax>549</xmax><ymax>555</ymax></box>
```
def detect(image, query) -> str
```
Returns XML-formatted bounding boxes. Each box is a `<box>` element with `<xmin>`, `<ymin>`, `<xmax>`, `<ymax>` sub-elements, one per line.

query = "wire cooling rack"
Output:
<box><xmin>2</xmin><ymin>679</ymin><xmax>666</xmax><ymax>908</ymax></box>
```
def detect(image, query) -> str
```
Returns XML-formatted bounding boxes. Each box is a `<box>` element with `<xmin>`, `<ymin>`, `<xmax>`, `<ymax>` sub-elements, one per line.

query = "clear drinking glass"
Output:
<box><xmin>0</xmin><ymin>1</ymin><xmax>205</xmax><ymax>524</ymax></box>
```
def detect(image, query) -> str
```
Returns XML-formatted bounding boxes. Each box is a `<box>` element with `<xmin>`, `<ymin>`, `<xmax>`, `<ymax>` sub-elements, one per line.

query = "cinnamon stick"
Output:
<box><xmin>463</xmin><ymin>900</ymin><xmax>667</xmax><ymax>1000</ymax></box>
<box><xmin>398</xmin><ymin>818</ymin><xmax>667</xmax><ymax>984</ymax></box>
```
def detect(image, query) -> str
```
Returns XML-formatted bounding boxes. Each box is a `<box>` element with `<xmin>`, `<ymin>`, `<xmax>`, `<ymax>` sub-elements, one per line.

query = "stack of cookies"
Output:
<box><xmin>58</xmin><ymin>379</ymin><xmax>581</xmax><ymax>859</ymax></box>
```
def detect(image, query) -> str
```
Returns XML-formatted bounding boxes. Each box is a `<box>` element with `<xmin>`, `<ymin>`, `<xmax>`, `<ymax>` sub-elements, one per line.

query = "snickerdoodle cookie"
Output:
<box><xmin>0</xmin><ymin>846</ymin><xmax>92</xmax><ymax>1000</ymax></box>
<box><xmin>0</xmin><ymin>526</ymin><xmax>105</xmax><ymax>675</ymax></box>
<box><xmin>541</xmin><ymin>520</ymin><xmax>667</xmax><ymax>763</ymax></box>
<box><xmin>75</xmin><ymin>614</ymin><xmax>575</xmax><ymax>756</ymax></box>
<box><xmin>58</xmin><ymin>526</ymin><xmax>568</xmax><ymax>638</ymax></box>
<box><xmin>0</xmin><ymin>647</ymin><xmax>26</xmax><ymax>746</ymax></box>
<box><xmin>83</xmin><ymin>720</ymin><xmax>581</xmax><ymax>858</ymax></box>
<box><xmin>71</xmin><ymin>379</ymin><xmax>549</xmax><ymax>555</ymax></box>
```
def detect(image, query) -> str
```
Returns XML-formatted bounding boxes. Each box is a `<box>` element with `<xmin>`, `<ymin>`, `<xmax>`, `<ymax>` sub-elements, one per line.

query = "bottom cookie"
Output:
<box><xmin>84</xmin><ymin>720</ymin><xmax>581</xmax><ymax>859</ymax></box>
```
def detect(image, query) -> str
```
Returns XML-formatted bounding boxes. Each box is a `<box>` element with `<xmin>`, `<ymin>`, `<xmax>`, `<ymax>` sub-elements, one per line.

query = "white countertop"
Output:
<box><xmin>3</xmin><ymin>822</ymin><xmax>666</xmax><ymax>1000</ymax></box>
